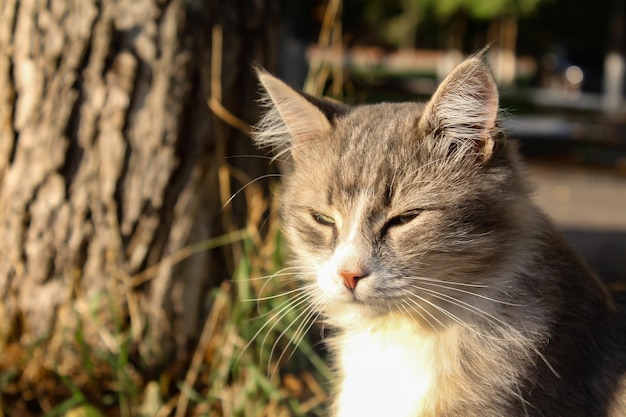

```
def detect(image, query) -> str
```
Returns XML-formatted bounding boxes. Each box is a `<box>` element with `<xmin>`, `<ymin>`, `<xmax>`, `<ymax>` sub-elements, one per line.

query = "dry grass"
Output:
<box><xmin>199</xmin><ymin>6</ymin><xmax>348</xmax><ymax>412</ymax></box>
<box><xmin>200</xmin><ymin>20</ymin><xmax>334</xmax><ymax>415</ymax></box>
<box><xmin>0</xmin><ymin>180</ymin><xmax>330</xmax><ymax>417</ymax></box>
<box><xmin>0</xmin><ymin>2</ymin><xmax>345</xmax><ymax>414</ymax></box>
<box><xmin>198</xmin><ymin>173</ymin><xmax>331</xmax><ymax>417</ymax></box>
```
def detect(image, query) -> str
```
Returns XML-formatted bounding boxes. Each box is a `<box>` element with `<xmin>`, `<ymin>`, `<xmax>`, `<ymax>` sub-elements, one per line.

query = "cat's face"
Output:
<box><xmin>281</xmin><ymin>106</ymin><xmax>521</xmax><ymax>325</ymax></box>
<box><xmin>255</xmin><ymin>57</ymin><xmax>531</xmax><ymax>329</ymax></box>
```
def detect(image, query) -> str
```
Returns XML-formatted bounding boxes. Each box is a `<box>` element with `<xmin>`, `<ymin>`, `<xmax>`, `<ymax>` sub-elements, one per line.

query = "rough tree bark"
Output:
<box><xmin>0</xmin><ymin>0</ymin><xmax>278</xmax><ymax>403</ymax></box>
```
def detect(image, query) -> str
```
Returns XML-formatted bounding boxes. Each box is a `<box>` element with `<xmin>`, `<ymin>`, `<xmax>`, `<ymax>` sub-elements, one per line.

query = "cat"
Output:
<box><xmin>252</xmin><ymin>54</ymin><xmax>626</xmax><ymax>417</ymax></box>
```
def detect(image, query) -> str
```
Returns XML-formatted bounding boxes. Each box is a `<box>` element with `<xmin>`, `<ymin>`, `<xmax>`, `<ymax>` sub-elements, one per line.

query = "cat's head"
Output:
<box><xmin>253</xmin><ymin>57</ymin><xmax>535</xmax><ymax>329</ymax></box>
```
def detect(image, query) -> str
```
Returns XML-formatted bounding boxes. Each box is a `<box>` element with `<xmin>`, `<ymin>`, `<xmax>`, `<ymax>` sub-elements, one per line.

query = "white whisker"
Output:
<box><xmin>242</xmin><ymin>284</ymin><xmax>316</xmax><ymax>302</ymax></box>
<box><xmin>271</xmin><ymin>296</ymin><xmax>326</xmax><ymax>376</ymax></box>
<box><xmin>403</xmin><ymin>275</ymin><xmax>488</xmax><ymax>288</ymax></box>
<box><xmin>403</xmin><ymin>289</ymin><xmax>469</xmax><ymax>328</ymax></box>
<box><xmin>238</xmin><ymin>288</ymin><xmax>314</xmax><ymax>364</ymax></box>
<box><xmin>400</xmin><ymin>299</ymin><xmax>441</xmax><ymax>335</ymax></box>
<box><xmin>224</xmin><ymin>154</ymin><xmax>279</xmax><ymax>161</ymax></box>
<box><xmin>221</xmin><ymin>173</ymin><xmax>283</xmax><ymax>210</ymax></box>
<box><xmin>245</xmin><ymin>266</ymin><xmax>317</xmax><ymax>282</ymax></box>
<box><xmin>259</xmin><ymin>290</ymin><xmax>317</xmax><ymax>369</ymax></box>
<box><xmin>407</xmin><ymin>277</ymin><xmax>528</xmax><ymax>307</ymax></box>
<box><xmin>407</xmin><ymin>284</ymin><xmax>512</xmax><ymax>333</ymax></box>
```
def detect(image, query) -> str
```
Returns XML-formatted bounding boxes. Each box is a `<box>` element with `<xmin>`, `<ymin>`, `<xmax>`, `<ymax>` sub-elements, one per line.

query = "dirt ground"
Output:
<box><xmin>528</xmin><ymin>162</ymin><xmax>626</xmax><ymax>284</ymax></box>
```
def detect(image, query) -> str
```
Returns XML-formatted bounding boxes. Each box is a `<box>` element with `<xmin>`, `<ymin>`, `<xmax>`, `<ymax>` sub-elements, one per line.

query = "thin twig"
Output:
<box><xmin>174</xmin><ymin>281</ymin><xmax>231</xmax><ymax>417</ymax></box>
<box><xmin>304</xmin><ymin>0</ymin><xmax>343</xmax><ymax>96</ymax></box>
<box><xmin>211</xmin><ymin>25</ymin><xmax>223</xmax><ymax>102</ymax></box>
<box><xmin>129</xmin><ymin>229</ymin><xmax>250</xmax><ymax>288</ymax></box>
<box><xmin>208</xmin><ymin>96</ymin><xmax>251</xmax><ymax>136</ymax></box>
<box><xmin>208</xmin><ymin>24</ymin><xmax>252</xmax><ymax>136</ymax></box>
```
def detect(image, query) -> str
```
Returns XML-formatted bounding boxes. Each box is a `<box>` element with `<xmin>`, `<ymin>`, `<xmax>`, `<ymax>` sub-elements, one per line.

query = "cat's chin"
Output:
<box><xmin>319</xmin><ymin>292</ymin><xmax>449</xmax><ymax>330</ymax></box>
<box><xmin>319</xmin><ymin>285</ymin><xmax>388</xmax><ymax>308</ymax></box>
<box><xmin>323</xmin><ymin>302</ymin><xmax>382</xmax><ymax>327</ymax></box>
<box><xmin>321</xmin><ymin>295</ymin><xmax>400</xmax><ymax>319</ymax></box>
<box><xmin>323</xmin><ymin>299</ymin><xmax>442</xmax><ymax>334</ymax></box>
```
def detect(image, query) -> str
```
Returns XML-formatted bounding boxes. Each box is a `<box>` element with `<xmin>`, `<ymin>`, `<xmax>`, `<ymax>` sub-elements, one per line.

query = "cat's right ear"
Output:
<box><xmin>253</xmin><ymin>70</ymin><xmax>342</xmax><ymax>160</ymax></box>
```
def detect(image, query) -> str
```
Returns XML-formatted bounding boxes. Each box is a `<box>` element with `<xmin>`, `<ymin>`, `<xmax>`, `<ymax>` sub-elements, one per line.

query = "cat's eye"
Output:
<box><xmin>385</xmin><ymin>210</ymin><xmax>422</xmax><ymax>228</ymax></box>
<box><xmin>312</xmin><ymin>212</ymin><xmax>336</xmax><ymax>226</ymax></box>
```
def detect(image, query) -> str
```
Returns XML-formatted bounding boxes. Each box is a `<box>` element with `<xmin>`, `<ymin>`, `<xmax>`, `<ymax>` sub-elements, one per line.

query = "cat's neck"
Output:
<box><xmin>331</xmin><ymin>315</ymin><xmax>536</xmax><ymax>417</ymax></box>
<box><xmin>329</xmin><ymin>313</ymin><xmax>538</xmax><ymax>417</ymax></box>
<box><xmin>330</xmin><ymin>315</ymin><xmax>437</xmax><ymax>417</ymax></box>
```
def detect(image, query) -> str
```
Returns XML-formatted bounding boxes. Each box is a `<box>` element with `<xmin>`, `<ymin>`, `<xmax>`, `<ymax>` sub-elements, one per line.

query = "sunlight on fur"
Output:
<box><xmin>250</xmin><ymin>53</ymin><xmax>626</xmax><ymax>417</ymax></box>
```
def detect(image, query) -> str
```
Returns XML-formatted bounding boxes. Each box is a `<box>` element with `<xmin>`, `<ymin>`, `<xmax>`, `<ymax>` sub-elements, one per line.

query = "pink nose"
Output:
<box><xmin>339</xmin><ymin>269</ymin><xmax>367</xmax><ymax>290</ymax></box>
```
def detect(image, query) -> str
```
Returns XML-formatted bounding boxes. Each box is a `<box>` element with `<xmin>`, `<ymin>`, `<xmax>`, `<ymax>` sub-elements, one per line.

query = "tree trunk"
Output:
<box><xmin>0</xmin><ymin>0</ymin><xmax>278</xmax><ymax>407</ymax></box>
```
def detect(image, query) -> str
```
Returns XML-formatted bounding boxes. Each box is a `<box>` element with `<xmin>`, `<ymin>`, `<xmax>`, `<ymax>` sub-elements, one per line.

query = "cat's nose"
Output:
<box><xmin>339</xmin><ymin>269</ymin><xmax>368</xmax><ymax>290</ymax></box>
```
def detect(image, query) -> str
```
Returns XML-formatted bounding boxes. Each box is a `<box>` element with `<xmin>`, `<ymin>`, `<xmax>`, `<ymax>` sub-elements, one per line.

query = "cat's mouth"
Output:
<box><xmin>321</xmin><ymin>285</ymin><xmax>375</xmax><ymax>306</ymax></box>
<box><xmin>336</xmin><ymin>288</ymin><xmax>401</xmax><ymax>308</ymax></box>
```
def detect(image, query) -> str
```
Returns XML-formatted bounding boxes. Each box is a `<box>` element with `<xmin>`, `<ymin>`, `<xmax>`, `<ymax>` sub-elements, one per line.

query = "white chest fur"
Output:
<box><xmin>333</xmin><ymin>317</ymin><xmax>442</xmax><ymax>417</ymax></box>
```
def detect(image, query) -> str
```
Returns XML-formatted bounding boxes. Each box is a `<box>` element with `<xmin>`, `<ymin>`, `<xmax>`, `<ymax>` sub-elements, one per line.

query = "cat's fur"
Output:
<box><xmin>252</xmin><ymin>55</ymin><xmax>626</xmax><ymax>417</ymax></box>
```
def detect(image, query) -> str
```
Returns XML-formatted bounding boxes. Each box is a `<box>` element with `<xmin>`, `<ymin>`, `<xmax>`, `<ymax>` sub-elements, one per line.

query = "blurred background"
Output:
<box><xmin>0</xmin><ymin>0</ymin><xmax>623</xmax><ymax>416</ymax></box>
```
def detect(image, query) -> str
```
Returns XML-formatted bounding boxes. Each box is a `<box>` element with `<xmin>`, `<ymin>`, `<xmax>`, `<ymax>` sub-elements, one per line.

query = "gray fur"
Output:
<box><xmin>253</xmin><ymin>56</ymin><xmax>626</xmax><ymax>417</ymax></box>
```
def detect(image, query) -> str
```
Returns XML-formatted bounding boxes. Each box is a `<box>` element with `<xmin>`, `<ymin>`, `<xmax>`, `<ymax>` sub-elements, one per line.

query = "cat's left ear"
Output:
<box><xmin>253</xmin><ymin>70</ymin><xmax>346</xmax><ymax>160</ymax></box>
<box><xmin>419</xmin><ymin>56</ymin><xmax>499</xmax><ymax>163</ymax></box>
